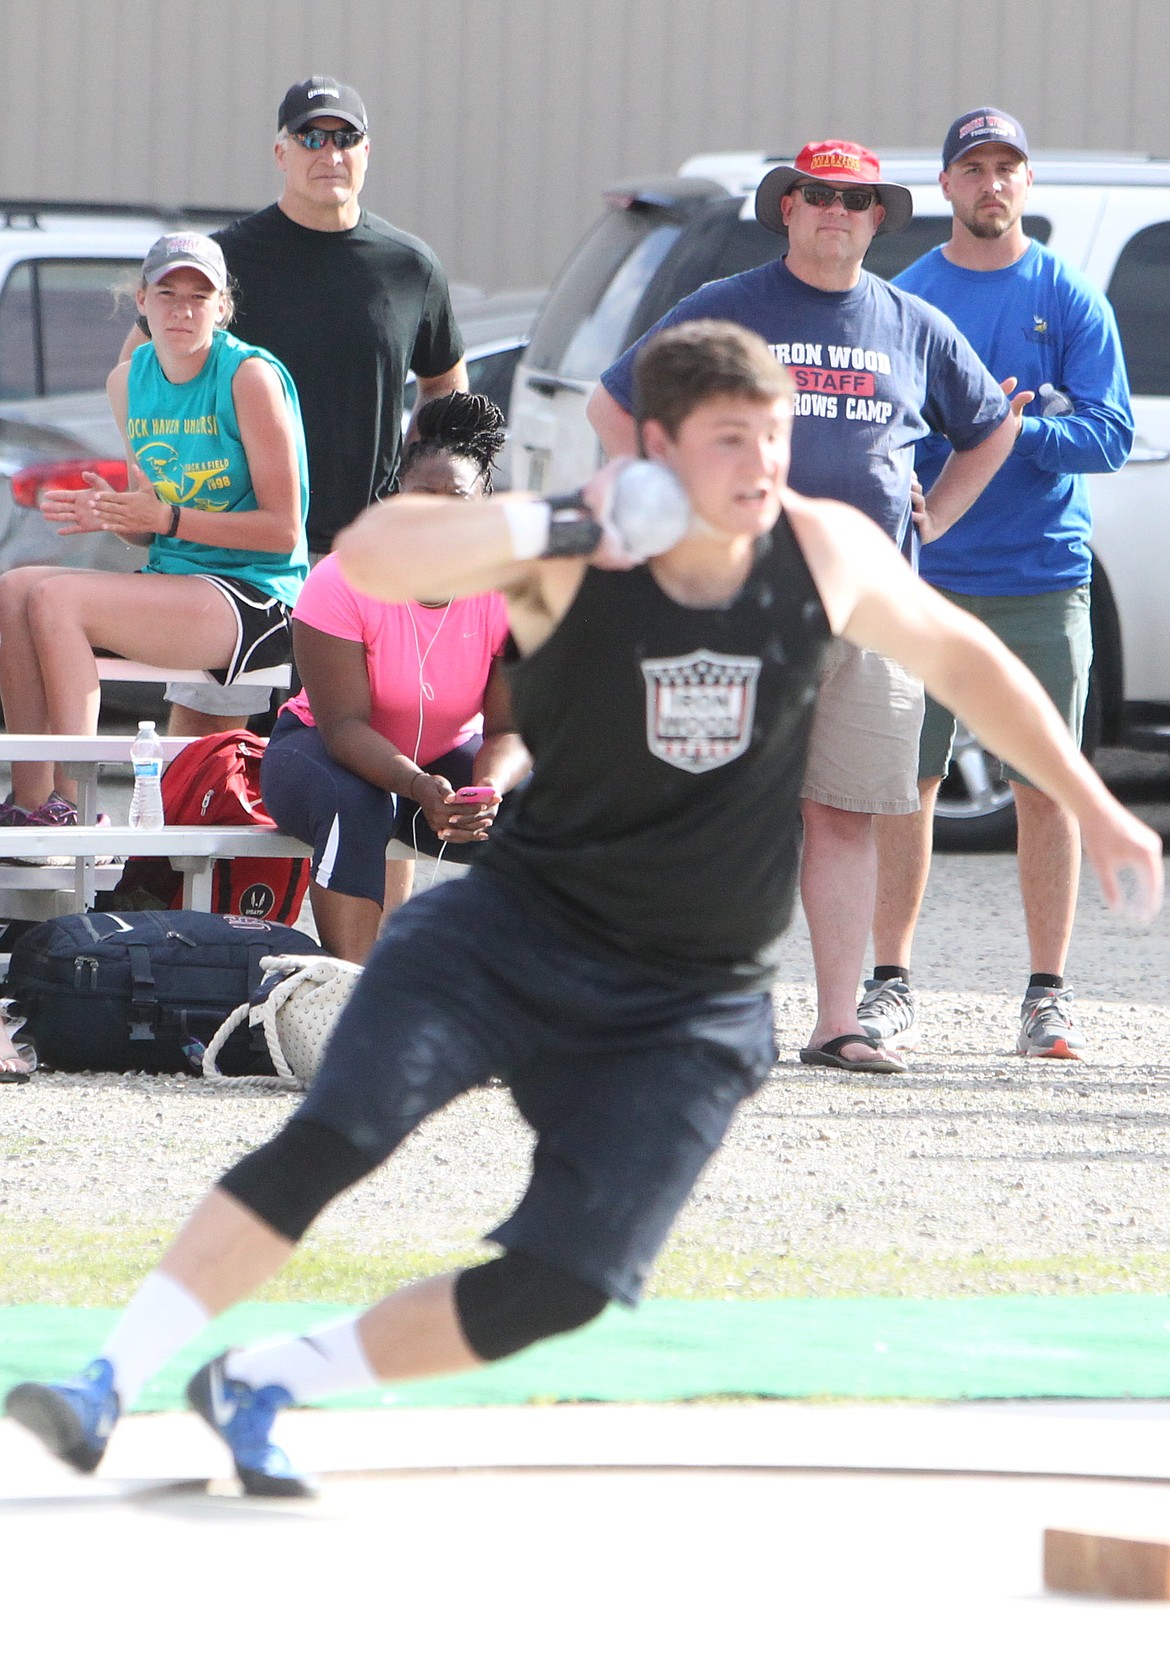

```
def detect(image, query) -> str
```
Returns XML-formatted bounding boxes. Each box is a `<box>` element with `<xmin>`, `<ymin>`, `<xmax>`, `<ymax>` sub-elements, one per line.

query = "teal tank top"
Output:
<box><xmin>126</xmin><ymin>329</ymin><xmax>309</xmax><ymax>604</ymax></box>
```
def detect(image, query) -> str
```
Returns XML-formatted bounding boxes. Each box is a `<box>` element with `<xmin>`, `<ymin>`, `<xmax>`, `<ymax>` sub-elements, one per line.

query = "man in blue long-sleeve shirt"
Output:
<box><xmin>861</xmin><ymin>109</ymin><xmax>1134</xmax><ymax>1062</ymax></box>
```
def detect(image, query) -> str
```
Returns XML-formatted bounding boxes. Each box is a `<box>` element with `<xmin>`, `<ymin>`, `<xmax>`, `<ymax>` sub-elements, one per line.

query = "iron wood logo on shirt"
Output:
<box><xmin>768</xmin><ymin>342</ymin><xmax>894</xmax><ymax>423</ymax></box>
<box><xmin>642</xmin><ymin>650</ymin><xmax>761</xmax><ymax>773</ymax></box>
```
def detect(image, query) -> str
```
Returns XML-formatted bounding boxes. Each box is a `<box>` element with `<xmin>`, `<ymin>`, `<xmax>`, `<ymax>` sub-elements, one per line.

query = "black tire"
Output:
<box><xmin>932</xmin><ymin>663</ymin><xmax>1103</xmax><ymax>854</ymax></box>
<box><xmin>932</xmin><ymin>723</ymin><xmax>1017</xmax><ymax>852</ymax></box>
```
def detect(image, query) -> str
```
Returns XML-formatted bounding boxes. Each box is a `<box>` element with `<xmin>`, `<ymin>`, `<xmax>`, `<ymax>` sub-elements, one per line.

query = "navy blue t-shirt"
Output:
<box><xmin>601</xmin><ymin>259</ymin><xmax>1009</xmax><ymax>557</ymax></box>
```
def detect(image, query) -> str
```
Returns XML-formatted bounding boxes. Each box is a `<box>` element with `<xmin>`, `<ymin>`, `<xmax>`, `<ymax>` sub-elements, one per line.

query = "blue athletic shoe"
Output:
<box><xmin>186</xmin><ymin>1350</ymin><xmax>316</xmax><ymax>1498</ymax></box>
<box><xmin>6</xmin><ymin>1358</ymin><xmax>120</xmax><ymax>1473</ymax></box>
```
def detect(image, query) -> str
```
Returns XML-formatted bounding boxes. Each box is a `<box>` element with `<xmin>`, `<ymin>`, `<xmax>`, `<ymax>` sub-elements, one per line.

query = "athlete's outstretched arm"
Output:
<box><xmin>792</xmin><ymin>492</ymin><xmax>1164</xmax><ymax>923</ymax></box>
<box><xmin>336</xmin><ymin>493</ymin><xmax>542</xmax><ymax>601</ymax></box>
<box><xmin>335</xmin><ymin>465</ymin><xmax>643</xmax><ymax>651</ymax></box>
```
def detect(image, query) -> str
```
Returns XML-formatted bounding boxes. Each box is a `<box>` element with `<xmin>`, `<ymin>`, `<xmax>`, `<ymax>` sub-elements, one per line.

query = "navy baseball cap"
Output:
<box><xmin>942</xmin><ymin>108</ymin><xmax>1029</xmax><ymax>170</ymax></box>
<box><xmin>278</xmin><ymin>77</ymin><xmax>368</xmax><ymax>134</ymax></box>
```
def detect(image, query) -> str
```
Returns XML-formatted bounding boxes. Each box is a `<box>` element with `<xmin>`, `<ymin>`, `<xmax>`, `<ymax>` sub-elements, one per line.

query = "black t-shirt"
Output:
<box><xmin>215</xmin><ymin>205</ymin><xmax>464</xmax><ymax>553</ymax></box>
<box><xmin>482</xmin><ymin>514</ymin><xmax>831</xmax><ymax>992</ymax></box>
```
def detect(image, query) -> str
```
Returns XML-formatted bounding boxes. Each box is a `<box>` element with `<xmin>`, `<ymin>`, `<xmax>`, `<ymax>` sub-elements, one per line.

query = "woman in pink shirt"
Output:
<box><xmin>262</xmin><ymin>395</ymin><xmax>530</xmax><ymax>961</ymax></box>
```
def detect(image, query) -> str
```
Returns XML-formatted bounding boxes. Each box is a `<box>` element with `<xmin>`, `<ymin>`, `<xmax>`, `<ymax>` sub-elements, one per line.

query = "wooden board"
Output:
<box><xmin>1044</xmin><ymin>1527</ymin><xmax>1170</xmax><ymax>1599</ymax></box>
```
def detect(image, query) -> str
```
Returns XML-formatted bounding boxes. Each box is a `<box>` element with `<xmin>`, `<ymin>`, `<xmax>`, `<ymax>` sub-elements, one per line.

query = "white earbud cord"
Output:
<box><xmin>406</xmin><ymin>599</ymin><xmax>454</xmax><ymax>887</ymax></box>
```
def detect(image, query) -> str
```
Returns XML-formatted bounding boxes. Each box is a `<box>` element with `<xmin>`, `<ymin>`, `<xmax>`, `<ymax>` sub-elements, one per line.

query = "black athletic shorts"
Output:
<box><xmin>294</xmin><ymin>868</ymin><xmax>777</xmax><ymax>1304</ymax></box>
<box><xmin>190</xmin><ymin>573</ymin><xmax>293</xmax><ymax>685</ymax></box>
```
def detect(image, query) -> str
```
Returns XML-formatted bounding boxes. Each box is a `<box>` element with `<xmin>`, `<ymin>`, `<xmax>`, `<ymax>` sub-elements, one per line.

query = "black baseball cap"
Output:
<box><xmin>278</xmin><ymin>77</ymin><xmax>368</xmax><ymax>135</ymax></box>
<box><xmin>942</xmin><ymin>108</ymin><xmax>1029</xmax><ymax>170</ymax></box>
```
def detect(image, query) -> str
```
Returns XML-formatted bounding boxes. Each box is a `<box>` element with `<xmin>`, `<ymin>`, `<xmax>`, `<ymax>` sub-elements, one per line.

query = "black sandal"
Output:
<box><xmin>798</xmin><ymin>1032</ymin><xmax>906</xmax><ymax>1074</ymax></box>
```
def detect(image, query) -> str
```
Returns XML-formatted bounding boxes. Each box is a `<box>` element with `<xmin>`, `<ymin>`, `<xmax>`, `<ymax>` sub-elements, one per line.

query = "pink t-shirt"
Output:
<box><xmin>283</xmin><ymin>552</ymin><xmax>510</xmax><ymax>766</ymax></box>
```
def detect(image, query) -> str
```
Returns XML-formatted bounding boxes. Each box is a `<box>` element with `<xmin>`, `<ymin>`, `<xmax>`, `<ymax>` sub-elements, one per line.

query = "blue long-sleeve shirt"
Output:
<box><xmin>894</xmin><ymin>240</ymin><xmax>1133</xmax><ymax>594</ymax></box>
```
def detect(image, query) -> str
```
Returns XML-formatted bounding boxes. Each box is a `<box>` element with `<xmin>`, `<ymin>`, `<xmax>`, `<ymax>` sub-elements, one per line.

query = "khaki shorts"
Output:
<box><xmin>919</xmin><ymin>585</ymin><xmax>1092</xmax><ymax>784</ymax></box>
<box><xmin>801</xmin><ymin>637</ymin><xmax>924</xmax><ymax>815</ymax></box>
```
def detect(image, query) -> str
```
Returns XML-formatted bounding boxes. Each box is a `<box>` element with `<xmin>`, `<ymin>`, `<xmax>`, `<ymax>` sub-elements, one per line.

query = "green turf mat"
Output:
<box><xmin>5</xmin><ymin>1295</ymin><xmax>1170</xmax><ymax>1411</ymax></box>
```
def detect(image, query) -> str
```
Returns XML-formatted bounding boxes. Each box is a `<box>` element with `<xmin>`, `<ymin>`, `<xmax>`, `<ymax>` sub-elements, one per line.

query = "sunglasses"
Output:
<box><xmin>796</xmin><ymin>182</ymin><xmax>879</xmax><ymax>212</ymax></box>
<box><xmin>290</xmin><ymin>127</ymin><xmax>365</xmax><ymax>151</ymax></box>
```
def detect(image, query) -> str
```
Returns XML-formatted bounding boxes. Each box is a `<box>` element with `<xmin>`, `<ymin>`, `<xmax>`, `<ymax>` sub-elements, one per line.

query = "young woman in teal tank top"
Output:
<box><xmin>0</xmin><ymin>232</ymin><xmax>309</xmax><ymax>835</ymax></box>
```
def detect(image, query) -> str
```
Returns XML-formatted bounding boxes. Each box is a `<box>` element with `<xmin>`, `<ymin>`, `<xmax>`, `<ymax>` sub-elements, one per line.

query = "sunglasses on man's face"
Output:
<box><xmin>291</xmin><ymin>127</ymin><xmax>365</xmax><ymax>151</ymax></box>
<box><xmin>796</xmin><ymin>183</ymin><xmax>879</xmax><ymax>212</ymax></box>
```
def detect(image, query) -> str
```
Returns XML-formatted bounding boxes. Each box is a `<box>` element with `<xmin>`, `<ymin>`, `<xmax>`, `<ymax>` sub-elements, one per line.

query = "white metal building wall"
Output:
<box><xmin>4</xmin><ymin>0</ymin><xmax>1169</xmax><ymax>291</ymax></box>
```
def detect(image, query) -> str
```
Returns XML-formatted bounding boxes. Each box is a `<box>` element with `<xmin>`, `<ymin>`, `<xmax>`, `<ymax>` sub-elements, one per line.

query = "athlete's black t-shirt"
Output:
<box><xmin>215</xmin><ymin>205</ymin><xmax>464</xmax><ymax>553</ymax></box>
<box><xmin>482</xmin><ymin>513</ymin><xmax>831</xmax><ymax>992</ymax></box>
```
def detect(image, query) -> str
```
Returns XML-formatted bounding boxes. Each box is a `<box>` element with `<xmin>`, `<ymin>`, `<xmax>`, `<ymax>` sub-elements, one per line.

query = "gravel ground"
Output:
<box><xmin>2</xmin><ymin>750</ymin><xmax>1170</xmax><ymax>1298</ymax></box>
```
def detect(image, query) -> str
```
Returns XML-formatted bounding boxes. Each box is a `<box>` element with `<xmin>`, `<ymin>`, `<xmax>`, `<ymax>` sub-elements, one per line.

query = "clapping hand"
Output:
<box><xmin>89</xmin><ymin>464</ymin><xmax>172</xmax><ymax>540</ymax></box>
<box><xmin>40</xmin><ymin>463</ymin><xmax>169</xmax><ymax>541</ymax></box>
<box><xmin>39</xmin><ymin>470</ymin><xmax>121</xmax><ymax>536</ymax></box>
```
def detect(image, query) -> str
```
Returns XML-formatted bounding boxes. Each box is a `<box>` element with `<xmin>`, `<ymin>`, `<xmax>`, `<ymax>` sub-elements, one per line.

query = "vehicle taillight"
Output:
<box><xmin>10</xmin><ymin>458</ymin><xmax>128</xmax><ymax>510</ymax></box>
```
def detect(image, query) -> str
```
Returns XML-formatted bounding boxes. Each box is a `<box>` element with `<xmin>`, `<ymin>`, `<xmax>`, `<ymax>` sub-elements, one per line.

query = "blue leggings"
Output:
<box><xmin>260</xmin><ymin>710</ymin><xmax>482</xmax><ymax>904</ymax></box>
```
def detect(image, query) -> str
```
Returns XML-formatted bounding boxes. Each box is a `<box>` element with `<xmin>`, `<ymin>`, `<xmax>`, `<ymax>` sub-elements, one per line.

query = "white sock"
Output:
<box><xmin>224</xmin><ymin>1316</ymin><xmax>377</xmax><ymax>1404</ymax></box>
<box><xmin>98</xmin><ymin>1272</ymin><xmax>211</xmax><ymax>1409</ymax></box>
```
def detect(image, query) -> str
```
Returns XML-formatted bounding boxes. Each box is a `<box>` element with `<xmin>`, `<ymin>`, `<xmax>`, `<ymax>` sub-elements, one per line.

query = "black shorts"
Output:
<box><xmin>295</xmin><ymin>869</ymin><xmax>777</xmax><ymax>1304</ymax></box>
<box><xmin>191</xmin><ymin>573</ymin><xmax>293</xmax><ymax>686</ymax></box>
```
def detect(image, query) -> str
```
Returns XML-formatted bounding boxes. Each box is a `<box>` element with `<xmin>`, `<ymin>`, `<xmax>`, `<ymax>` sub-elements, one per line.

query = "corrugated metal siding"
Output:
<box><xmin>4</xmin><ymin>0</ymin><xmax>1169</xmax><ymax>290</ymax></box>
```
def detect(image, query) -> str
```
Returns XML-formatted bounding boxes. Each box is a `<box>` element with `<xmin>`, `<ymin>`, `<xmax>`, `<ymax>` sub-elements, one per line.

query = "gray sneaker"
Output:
<box><xmin>1017</xmin><ymin>986</ymin><xmax>1084</xmax><ymax>1059</ymax></box>
<box><xmin>857</xmin><ymin>978</ymin><xmax>919</xmax><ymax>1051</ymax></box>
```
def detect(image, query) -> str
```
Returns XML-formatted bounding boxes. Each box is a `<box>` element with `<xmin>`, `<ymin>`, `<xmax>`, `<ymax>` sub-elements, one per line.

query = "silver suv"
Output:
<box><xmin>510</xmin><ymin>152</ymin><xmax>1170</xmax><ymax>848</ymax></box>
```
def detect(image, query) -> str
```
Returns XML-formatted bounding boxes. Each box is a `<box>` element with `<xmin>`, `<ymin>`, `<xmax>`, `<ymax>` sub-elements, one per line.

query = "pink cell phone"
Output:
<box><xmin>454</xmin><ymin>786</ymin><xmax>495</xmax><ymax>804</ymax></box>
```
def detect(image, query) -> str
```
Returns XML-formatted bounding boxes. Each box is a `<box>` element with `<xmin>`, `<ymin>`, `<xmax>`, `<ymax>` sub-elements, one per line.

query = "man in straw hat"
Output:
<box><xmin>591</xmin><ymin>139</ymin><xmax>1028</xmax><ymax>1074</ymax></box>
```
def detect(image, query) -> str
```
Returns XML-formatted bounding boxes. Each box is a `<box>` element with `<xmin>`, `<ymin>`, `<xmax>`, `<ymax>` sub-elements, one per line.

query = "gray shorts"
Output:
<box><xmin>919</xmin><ymin>585</ymin><xmax>1092</xmax><ymax>784</ymax></box>
<box><xmin>801</xmin><ymin>637</ymin><xmax>924</xmax><ymax>815</ymax></box>
<box><xmin>164</xmin><ymin>681</ymin><xmax>275</xmax><ymax>716</ymax></box>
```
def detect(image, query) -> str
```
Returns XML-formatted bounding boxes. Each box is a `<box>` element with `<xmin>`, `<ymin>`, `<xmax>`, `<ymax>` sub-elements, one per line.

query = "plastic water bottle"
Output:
<box><xmin>1039</xmin><ymin>383</ymin><xmax>1074</xmax><ymax>416</ymax></box>
<box><xmin>128</xmin><ymin>720</ymin><xmax>165</xmax><ymax>830</ymax></box>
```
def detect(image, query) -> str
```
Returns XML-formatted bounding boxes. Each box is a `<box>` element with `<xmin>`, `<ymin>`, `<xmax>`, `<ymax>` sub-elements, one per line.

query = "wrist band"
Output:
<box><xmin>499</xmin><ymin>498</ymin><xmax>551</xmax><ymax>561</ymax></box>
<box><xmin>167</xmin><ymin>502</ymin><xmax>181</xmax><ymax>538</ymax></box>
<box><xmin>500</xmin><ymin>495</ymin><xmax>605</xmax><ymax>561</ymax></box>
<box><xmin>544</xmin><ymin>492</ymin><xmax>604</xmax><ymax>558</ymax></box>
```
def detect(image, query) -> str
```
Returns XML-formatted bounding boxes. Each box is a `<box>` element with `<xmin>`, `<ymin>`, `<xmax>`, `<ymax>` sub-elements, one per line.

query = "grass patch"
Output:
<box><xmin>0</xmin><ymin>1136</ymin><xmax>44</xmax><ymax>1157</ymax></box>
<box><xmin>648</xmin><ymin>1244</ymin><xmax>1170</xmax><ymax>1298</ymax></box>
<box><xmin>7</xmin><ymin>1220</ymin><xmax>1170</xmax><ymax>1306</ymax></box>
<box><xmin>0</xmin><ymin>1221</ymin><xmax>490</xmax><ymax>1306</ymax></box>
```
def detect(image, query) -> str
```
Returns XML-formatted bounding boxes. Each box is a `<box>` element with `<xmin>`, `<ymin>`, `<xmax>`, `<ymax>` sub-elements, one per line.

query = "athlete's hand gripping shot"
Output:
<box><xmin>6</xmin><ymin>322</ymin><xmax>1160</xmax><ymax>1498</ymax></box>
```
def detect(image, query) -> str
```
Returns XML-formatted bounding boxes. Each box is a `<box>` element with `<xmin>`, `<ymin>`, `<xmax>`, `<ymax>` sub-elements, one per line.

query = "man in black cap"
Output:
<box><xmin>864</xmin><ymin>108</ymin><xmax>1134</xmax><ymax>1062</ymax></box>
<box><xmin>147</xmin><ymin>77</ymin><xmax>467</xmax><ymax>734</ymax></box>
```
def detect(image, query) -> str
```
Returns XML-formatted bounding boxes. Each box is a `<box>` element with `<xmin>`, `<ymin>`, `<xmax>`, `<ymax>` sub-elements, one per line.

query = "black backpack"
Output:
<box><xmin>5</xmin><ymin>909</ymin><xmax>326</xmax><ymax>1074</ymax></box>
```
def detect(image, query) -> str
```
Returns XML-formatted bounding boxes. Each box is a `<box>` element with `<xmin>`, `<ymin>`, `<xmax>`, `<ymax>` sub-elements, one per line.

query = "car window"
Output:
<box><xmin>0</xmin><ymin>258</ymin><xmax>141</xmax><ymax>399</ymax></box>
<box><xmin>526</xmin><ymin>207</ymin><xmax>682</xmax><ymax>380</ymax></box>
<box><xmin>1106</xmin><ymin>221</ymin><xmax>1170</xmax><ymax>396</ymax></box>
<box><xmin>467</xmin><ymin>343</ymin><xmax>524</xmax><ymax>417</ymax></box>
<box><xmin>866</xmin><ymin>214</ymin><xmax>1051</xmax><ymax>280</ymax></box>
<box><xmin>630</xmin><ymin>205</ymin><xmax>776</xmax><ymax>334</ymax></box>
<box><xmin>0</xmin><ymin>264</ymin><xmax>36</xmax><ymax>397</ymax></box>
<box><xmin>614</xmin><ymin>205</ymin><xmax>1055</xmax><ymax>350</ymax></box>
<box><xmin>865</xmin><ymin>217</ymin><xmax>955</xmax><ymax>279</ymax></box>
<box><xmin>401</xmin><ymin>343</ymin><xmax>526</xmax><ymax>424</ymax></box>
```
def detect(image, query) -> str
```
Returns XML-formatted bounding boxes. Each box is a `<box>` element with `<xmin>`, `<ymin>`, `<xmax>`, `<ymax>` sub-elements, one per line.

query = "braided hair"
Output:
<box><xmin>401</xmin><ymin>391</ymin><xmax>507</xmax><ymax>494</ymax></box>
